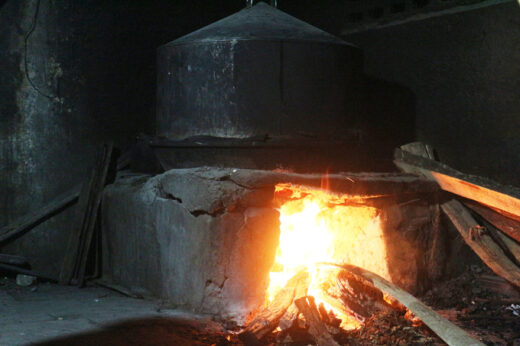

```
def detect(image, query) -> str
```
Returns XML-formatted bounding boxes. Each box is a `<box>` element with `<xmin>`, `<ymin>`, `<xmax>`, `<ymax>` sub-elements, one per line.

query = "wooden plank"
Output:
<box><xmin>394</xmin><ymin>148</ymin><xmax>520</xmax><ymax>219</ymax></box>
<box><xmin>59</xmin><ymin>143</ymin><xmax>113</xmax><ymax>285</ymax></box>
<box><xmin>59</xmin><ymin>165</ymin><xmax>97</xmax><ymax>284</ymax></box>
<box><xmin>0</xmin><ymin>185</ymin><xmax>81</xmax><ymax>244</ymax></box>
<box><xmin>0</xmin><ymin>254</ymin><xmax>27</xmax><ymax>266</ymax></box>
<box><xmin>116</xmin><ymin>150</ymin><xmax>131</xmax><ymax>170</ymax></box>
<box><xmin>0</xmin><ymin>263</ymin><xmax>56</xmax><ymax>282</ymax></box>
<box><xmin>468</xmin><ymin>208</ymin><xmax>520</xmax><ymax>266</ymax></box>
<box><xmin>294</xmin><ymin>296</ymin><xmax>339</xmax><ymax>346</ymax></box>
<box><xmin>76</xmin><ymin>143</ymin><xmax>113</xmax><ymax>286</ymax></box>
<box><xmin>239</xmin><ymin>270</ymin><xmax>309</xmax><ymax>345</ymax></box>
<box><xmin>493</xmin><ymin>227</ymin><xmax>520</xmax><ymax>264</ymax></box>
<box><xmin>476</xmin><ymin>275</ymin><xmax>520</xmax><ymax>299</ymax></box>
<box><xmin>464</xmin><ymin>200</ymin><xmax>520</xmax><ymax>243</ymax></box>
<box><xmin>320</xmin><ymin>263</ymin><xmax>484</xmax><ymax>346</ymax></box>
<box><xmin>441</xmin><ymin>199</ymin><xmax>520</xmax><ymax>288</ymax></box>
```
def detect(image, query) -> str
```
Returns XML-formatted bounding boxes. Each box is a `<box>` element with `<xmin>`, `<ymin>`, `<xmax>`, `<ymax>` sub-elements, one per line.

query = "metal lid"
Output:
<box><xmin>164</xmin><ymin>2</ymin><xmax>351</xmax><ymax>47</ymax></box>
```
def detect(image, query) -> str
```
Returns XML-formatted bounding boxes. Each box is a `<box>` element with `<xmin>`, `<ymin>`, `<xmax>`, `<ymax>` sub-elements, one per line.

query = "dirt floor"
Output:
<box><xmin>422</xmin><ymin>265</ymin><xmax>520</xmax><ymax>345</ymax></box>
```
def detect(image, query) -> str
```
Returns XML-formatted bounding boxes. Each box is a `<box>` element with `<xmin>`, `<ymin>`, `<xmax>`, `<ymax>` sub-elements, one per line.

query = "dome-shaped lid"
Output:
<box><xmin>165</xmin><ymin>2</ymin><xmax>351</xmax><ymax>47</ymax></box>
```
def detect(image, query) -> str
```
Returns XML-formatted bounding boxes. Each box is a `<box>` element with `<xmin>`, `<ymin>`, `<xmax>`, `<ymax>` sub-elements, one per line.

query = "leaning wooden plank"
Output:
<box><xmin>320</xmin><ymin>263</ymin><xmax>484</xmax><ymax>346</ymax></box>
<box><xmin>239</xmin><ymin>270</ymin><xmax>309</xmax><ymax>345</ymax></box>
<box><xmin>59</xmin><ymin>167</ymin><xmax>97</xmax><ymax>284</ymax></box>
<box><xmin>394</xmin><ymin>148</ymin><xmax>520</xmax><ymax>219</ymax></box>
<box><xmin>493</xmin><ymin>226</ymin><xmax>520</xmax><ymax>264</ymax></box>
<box><xmin>464</xmin><ymin>200</ymin><xmax>520</xmax><ymax>243</ymax></box>
<box><xmin>0</xmin><ymin>254</ymin><xmax>27</xmax><ymax>266</ymax></box>
<box><xmin>467</xmin><ymin>206</ymin><xmax>520</xmax><ymax>266</ymax></box>
<box><xmin>0</xmin><ymin>184</ymin><xmax>81</xmax><ymax>244</ymax></box>
<box><xmin>75</xmin><ymin>143</ymin><xmax>114</xmax><ymax>286</ymax></box>
<box><xmin>442</xmin><ymin>199</ymin><xmax>520</xmax><ymax>288</ymax></box>
<box><xmin>116</xmin><ymin>150</ymin><xmax>131</xmax><ymax>170</ymax></box>
<box><xmin>294</xmin><ymin>296</ymin><xmax>339</xmax><ymax>346</ymax></box>
<box><xmin>59</xmin><ymin>143</ymin><xmax>113</xmax><ymax>285</ymax></box>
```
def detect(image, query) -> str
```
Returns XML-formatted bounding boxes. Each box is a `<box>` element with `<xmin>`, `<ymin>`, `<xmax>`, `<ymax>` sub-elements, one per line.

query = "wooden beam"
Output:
<box><xmin>0</xmin><ymin>263</ymin><xmax>56</xmax><ymax>282</ymax></box>
<box><xmin>319</xmin><ymin>263</ymin><xmax>484</xmax><ymax>346</ymax></box>
<box><xmin>0</xmin><ymin>185</ymin><xmax>81</xmax><ymax>244</ymax></box>
<box><xmin>394</xmin><ymin>148</ymin><xmax>520</xmax><ymax>219</ymax></box>
<box><xmin>441</xmin><ymin>199</ymin><xmax>520</xmax><ymax>288</ymax></box>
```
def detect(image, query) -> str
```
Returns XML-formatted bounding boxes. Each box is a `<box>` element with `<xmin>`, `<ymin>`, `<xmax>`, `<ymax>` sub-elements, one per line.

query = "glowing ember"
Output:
<box><xmin>266</xmin><ymin>183</ymin><xmax>391</xmax><ymax>328</ymax></box>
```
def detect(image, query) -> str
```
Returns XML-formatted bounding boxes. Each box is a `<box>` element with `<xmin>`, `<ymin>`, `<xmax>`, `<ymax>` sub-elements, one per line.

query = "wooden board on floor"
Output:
<box><xmin>0</xmin><ymin>254</ymin><xmax>27</xmax><ymax>266</ymax></box>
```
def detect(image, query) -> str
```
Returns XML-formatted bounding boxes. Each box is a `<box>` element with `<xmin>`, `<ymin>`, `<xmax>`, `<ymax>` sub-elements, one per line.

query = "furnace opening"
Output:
<box><xmin>266</xmin><ymin>183</ymin><xmax>392</xmax><ymax>328</ymax></box>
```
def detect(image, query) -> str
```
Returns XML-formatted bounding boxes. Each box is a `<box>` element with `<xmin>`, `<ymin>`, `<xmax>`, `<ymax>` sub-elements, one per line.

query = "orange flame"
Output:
<box><xmin>266</xmin><ymin>183</ymin><xmax>390</xmax><ymax>328</ymax></box>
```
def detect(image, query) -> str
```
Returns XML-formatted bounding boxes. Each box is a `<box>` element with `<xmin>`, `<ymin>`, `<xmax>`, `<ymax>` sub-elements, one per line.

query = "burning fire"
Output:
<box><xmin>267</xmin><ymin>183</ymin><xmax>391</xmax><ymax>328</ymax></box>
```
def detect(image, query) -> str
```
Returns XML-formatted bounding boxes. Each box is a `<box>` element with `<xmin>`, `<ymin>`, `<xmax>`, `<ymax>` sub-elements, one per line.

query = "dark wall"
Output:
<box><xmin>0</xmin><ymin>0</ymin><xmax>245</xmax><ymax>277</ymax></box>
<box><xmin>343</xmin><ymin>2</ymin><xmax>520</xmax><ymax>187</ymax></box>
<box><xmin>2</xmin><ymin>0</ymin><xmax>519</xmax><ymax>278</ymax></box>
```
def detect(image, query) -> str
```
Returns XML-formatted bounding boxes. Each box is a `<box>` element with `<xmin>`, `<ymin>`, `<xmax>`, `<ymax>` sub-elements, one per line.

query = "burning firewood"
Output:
<box><xmin>238</xmin><ymin>269</ymin><xmax>309</xmax><ymax>345</ymax></box>
<box><xmin>314</xmin><ymin>265</ymin><xmax>395</xmax><ymax>323</ymax></box>
<box><xmin>294</xmin><ymin>295</ymin><xmax>340</xmax><ymax>346</ymax></box>
<box><xmin>277</xmin><ymin>269</ymin><xmax>310</xmax><ymax>331</ymax></box>
<box><xmin>318</xmin><ymin>263</ymin><xmax>484</xmax><ymax>346</ymax></box>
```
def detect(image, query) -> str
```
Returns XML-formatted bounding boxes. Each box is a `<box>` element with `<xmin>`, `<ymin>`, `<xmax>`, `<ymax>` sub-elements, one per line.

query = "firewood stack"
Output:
<box><xmin>238</xmin><ymin>264</ymin><xmax>482</xmax><ymax>346</ymax></box>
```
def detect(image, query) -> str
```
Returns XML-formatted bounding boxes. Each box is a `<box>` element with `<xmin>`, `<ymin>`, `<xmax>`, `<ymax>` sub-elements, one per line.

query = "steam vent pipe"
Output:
<box><xmin>156</xmin><ymin>2</ymin><xmax>363</xmax><ymax>140</ymax></box>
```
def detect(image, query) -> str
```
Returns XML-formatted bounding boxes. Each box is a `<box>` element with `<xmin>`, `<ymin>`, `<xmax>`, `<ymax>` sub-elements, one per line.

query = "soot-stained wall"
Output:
<box><xmin>1</xmin><ymin>0</ymin><xmax>519</xmax><ymax>278</ymax></box>
<box><xmin>343</xmin><ymin>2</ymin><xmax>520</xmax><ymax>187</ymax></box>
<box><xmin>0</xmin><ymin>0</ymin><xmax>245</xmax><ymax>277</ymax></box>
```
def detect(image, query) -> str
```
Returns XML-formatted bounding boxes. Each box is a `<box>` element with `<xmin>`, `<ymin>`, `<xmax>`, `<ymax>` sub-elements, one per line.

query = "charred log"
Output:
<box><xmin>294</xmin><ymin>296</ymin><xmax>340</xmax><ymax>346</ymax></box>
<box><xmin>239</xmin><ymin>270</ymin><xmax>309</xmax><ymax>345</ymax></box>
<box><xmin>315</xmin><ymin>265</ymin><xmax>394</xmax><ymax>323</ymax></box>
<box><xmin>320</xmin><ymin>263</ymin><xmax>484</xmax><ymax>346</ymax></box>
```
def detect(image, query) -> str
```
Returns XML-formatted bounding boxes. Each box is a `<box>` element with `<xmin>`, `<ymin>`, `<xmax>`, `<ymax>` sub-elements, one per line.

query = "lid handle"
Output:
<box><xmin>246</xmin><ymin>1</ymin><xmax>278</xmax><ymax>8</ymax></box>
